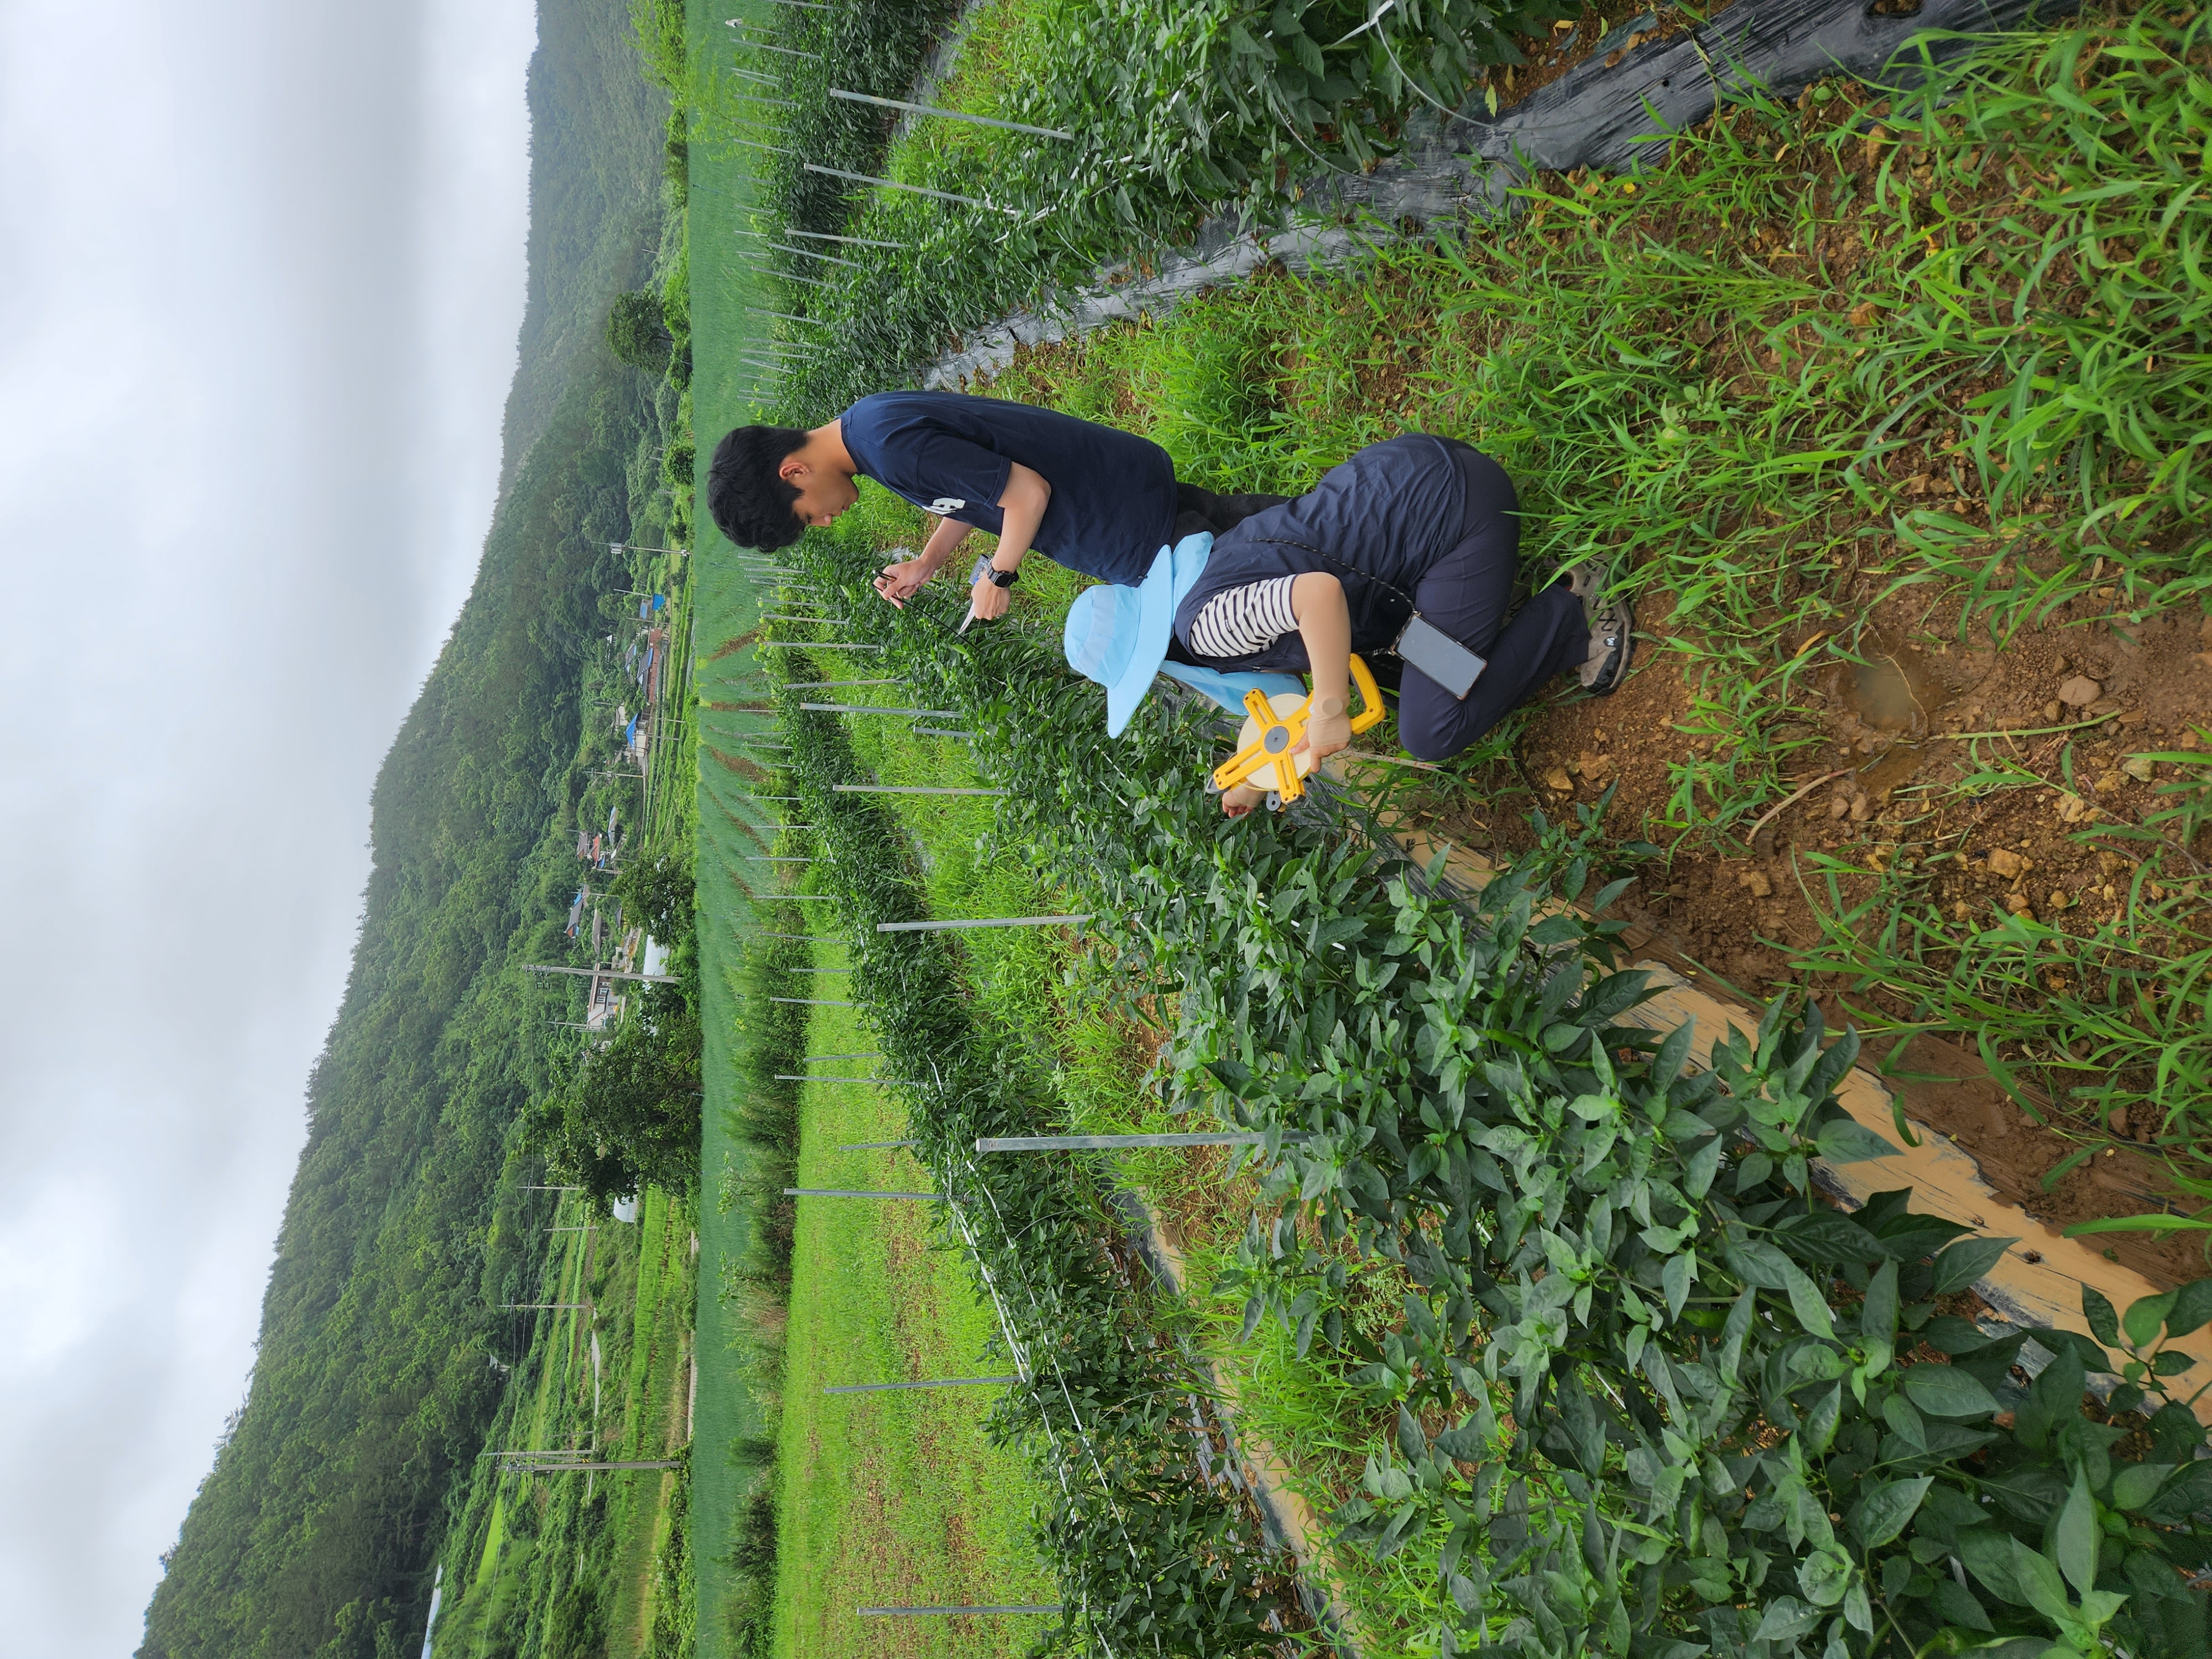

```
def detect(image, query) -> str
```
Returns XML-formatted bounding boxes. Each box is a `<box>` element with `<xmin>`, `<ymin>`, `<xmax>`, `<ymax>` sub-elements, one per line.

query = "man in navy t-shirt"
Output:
<box><xmin>704</xmin><ymin>392</ymin><xmax>1284</xmax><ymax>622</ymax></box>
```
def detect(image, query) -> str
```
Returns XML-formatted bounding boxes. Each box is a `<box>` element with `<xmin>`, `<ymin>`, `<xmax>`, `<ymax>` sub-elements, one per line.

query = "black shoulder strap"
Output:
<box><xmin>1243</xmin><ymin>537</ymin><xmax>1417</xmax><ymax>609</ymax></box>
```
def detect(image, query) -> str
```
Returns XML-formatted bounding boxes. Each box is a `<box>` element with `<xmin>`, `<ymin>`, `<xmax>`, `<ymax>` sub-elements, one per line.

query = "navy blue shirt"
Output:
<box><xmin>839</xmin><ymin>391</ymin><xmax>1177</xmax><ymax>586</ymax></box>
<box><xmin>1172</xmin><ymin>434</ymin><xmax>1474</xmax><ymax>673</ymax></box>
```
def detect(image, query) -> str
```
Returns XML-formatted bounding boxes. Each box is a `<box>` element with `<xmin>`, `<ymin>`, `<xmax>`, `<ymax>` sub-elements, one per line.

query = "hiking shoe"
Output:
<box><xmin>1564</xmin><ymin>562</ymin><xmax>1605</xmax><ymax>607</ymax></box>
<box><xmin>1577</xmin><ymin>589</ymin><xmax>1636</xmax><ymax>696</ymax></box>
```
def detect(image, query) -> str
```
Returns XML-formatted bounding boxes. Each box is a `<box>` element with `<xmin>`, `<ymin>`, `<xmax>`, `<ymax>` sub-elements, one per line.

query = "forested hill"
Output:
<box><xmin>136</xmin><ymin>3</ymin><xmax>666</xmax><ymax>1655</ymax></box>
<box><xmin>498</xmin><ymin>0</ymin><xmax>668</xmax><ymax>495</ymax></box>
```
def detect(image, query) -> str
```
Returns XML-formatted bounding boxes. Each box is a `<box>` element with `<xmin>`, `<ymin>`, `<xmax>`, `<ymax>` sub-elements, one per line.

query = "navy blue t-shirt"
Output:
<box><xmin>839</xmin><ymin>391</ymin><xmax>1177</xmax><ymax>586</ymax></box>
<box><xmin>1171</xmin><ymin>435</ymin><xmax>1474</xmax><ymax>673</ymax></box>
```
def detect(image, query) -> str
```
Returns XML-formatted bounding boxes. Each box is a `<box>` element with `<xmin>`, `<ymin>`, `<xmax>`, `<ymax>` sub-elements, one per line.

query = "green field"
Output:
<box><xmin>773</xmin><ymin>994</ymin><xmax>1053</xmax><ymax>1657</ymax></box>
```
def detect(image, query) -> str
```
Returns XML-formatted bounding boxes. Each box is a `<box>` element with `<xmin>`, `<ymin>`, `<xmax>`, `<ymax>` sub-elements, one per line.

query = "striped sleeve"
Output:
<box><xmin>1187</xmin><ymin>575</ymin><xmax>1300</xmax><ymax>659</ymax></box>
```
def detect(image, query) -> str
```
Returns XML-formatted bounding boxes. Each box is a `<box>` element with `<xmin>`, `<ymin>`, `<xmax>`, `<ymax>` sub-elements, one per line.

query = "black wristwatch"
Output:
<box><xmin>968</xmin><ymin>554</ymin><xmax>1019</xmax><ymax>589</ymax></box>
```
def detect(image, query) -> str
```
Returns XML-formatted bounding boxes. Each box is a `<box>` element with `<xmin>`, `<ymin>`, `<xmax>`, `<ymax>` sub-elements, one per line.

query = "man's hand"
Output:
<box><xmin>968</xmin><ymin>573</ymin><xmax>1013</xmax><ymax>622</ymax></box>
<box><xmin>873</xmin><ymin>552</ymin><xmax>938</xmax><ymax>608</ymax></box>
<box><xmin>1295</xmin><ymin>709</ymin><xmax>1353</xmax><ymax>764</ymax></box>
<box><xmin>1222</xmin><ymin>781</ymin><xmax>1266</xmax><ymax>818</ymax></box>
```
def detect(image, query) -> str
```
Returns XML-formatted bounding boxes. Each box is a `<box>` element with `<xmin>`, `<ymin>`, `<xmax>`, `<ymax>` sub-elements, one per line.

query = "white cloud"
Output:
<box><xmin>0</xmin><ymin>1</ymin><xmax>538</xmax><ymax>1652</ymax></box>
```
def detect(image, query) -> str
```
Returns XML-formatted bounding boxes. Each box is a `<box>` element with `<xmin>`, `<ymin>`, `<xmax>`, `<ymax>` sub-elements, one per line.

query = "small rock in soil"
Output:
<box><xmin>2058</xmin><ymin>675</ymin><xmax>2102</xmax><ymax>706</ymax></box>
<box><xmin>2006</xmin><ymin>894</ymin><xmax>2034</xmax><ymax>915</ymax></box>
<box><xmin>1738</xmin><ymin>869</ymin><xmax>1772</xmax><ymax>898</ymax></box>
<box><xmin>1848</xmin><ymin>791</ymin><xmax>1872</xmax><ymax>822</ymax></box>
<box><xmin>2043</xmin><ymin>700</ymin><xmax>2062</xmax><ymax>722</ymax></box>
<box><xmin>2121</xmin><ymin>754</ymin><xmax>2156</xmax><ymax>781</ymax></box>
<box><xmin>1986</xmin><ymin>847</ymin><xmax>2033</xmax><ymax>879</ymax></box>
<box><xmin>1542</xmin><ymin>764</ymin><xmax>1574</xmax><ymax>793</ymax></box>
<box><xmin>2054</xmin><ymin>791</ymin><xmax>2094</xmax><ymax>823</ymax></box>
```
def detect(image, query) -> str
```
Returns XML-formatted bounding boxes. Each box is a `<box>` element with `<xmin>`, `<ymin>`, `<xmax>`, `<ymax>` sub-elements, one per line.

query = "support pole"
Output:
<box><xmin>787</xmin><ymin>228</ymin><xmax>906</xmax><ymax>249</ymax></box>
<box><xmin>977</xmin><ymin>1132</ymin><xmax>1308</xmax><ymax>1152</ymax></box>
<box><xmin>823</xmin><ymin>1375</ymin><xmax>1019</xmax><ymax>1395</ymax></box>
<box><xmin>800</xmin><ymin>703</ymin><xmax>959</xmax><ymax>717</ymax></box>
<box><xmin>859</xmin><ymin>1605</ymin><xmax>1065</xmax><ymax>1617</ymax></box>
<box><xmin>775</xmin><ymin>1075</ymin><xmax>919</xmax><ymax>1084</ymax></box>
<box><xmin>801</xmin><ymin>163</ymin><xmax>1013</xmax><ymax>214</ymax></box>
<box><xmin>524</xmin><ymin>964</ymin><xmax>679</xmax><ymax>984</ymax></box>
<box><xmin>784</xmin><ymin>1188</ymin><xmax>941</xmax><ymax>1200</ymax></box>
<box><xmin>827</xmin><ymin>87</ymin><xmax>1075</xmax><ymax>140</ymax></box>
<box><xmin>502</xmin><ymin>1458</ymin><xmax>685</xmax><ymax>1472</ymax></box>
<box><xmin>875</xmin><ymin>915</ymin><xmax>1089</xmax><ymax>932</ymax></box>
<box><xmin>833</xmin><ymin>784</ymin><xmax>1004</xmax><ymax>797</ymax></box>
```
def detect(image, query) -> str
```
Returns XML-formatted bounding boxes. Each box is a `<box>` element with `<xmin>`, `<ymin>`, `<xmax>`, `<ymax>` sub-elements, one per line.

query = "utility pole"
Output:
<box><xmin>524</xmin><ymin>963</ymin><xmax>679</xmax><ymax>985</ymax></box>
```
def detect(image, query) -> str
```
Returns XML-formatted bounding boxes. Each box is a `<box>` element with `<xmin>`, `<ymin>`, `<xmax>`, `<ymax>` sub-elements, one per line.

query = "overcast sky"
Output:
<box><xmin>0</xmin><ymin>1</ymin><xmax>539</xmax><ymax>1651</ymax></box>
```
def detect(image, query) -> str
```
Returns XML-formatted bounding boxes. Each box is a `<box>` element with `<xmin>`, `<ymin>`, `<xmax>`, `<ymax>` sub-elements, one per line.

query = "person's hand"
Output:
<box><xmin>1222</xmin><ymin>781</ymin><xmax>1265</xmax><ymax>818</ymax></box>
<box><xmin>1296</xmin><ymin>710</ymin><xmax>1353</xmax><ymax>764</ymax></box>
<box><xmin>873</xmin><ymin>554</ymin><xmax>937</xmax><ymax>608</ymax></box>
<box><xmin>968</xmin><ymin>573</ymin><xmax>1012</xmax><ymax>621</ymax></box>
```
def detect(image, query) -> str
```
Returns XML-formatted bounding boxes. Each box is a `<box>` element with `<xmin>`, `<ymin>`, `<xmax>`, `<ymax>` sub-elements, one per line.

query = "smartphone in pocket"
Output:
<box><xmin>1395</xmin><ymin>613</ymin><xmax>1487</xmax><ymax>700</ymax></box>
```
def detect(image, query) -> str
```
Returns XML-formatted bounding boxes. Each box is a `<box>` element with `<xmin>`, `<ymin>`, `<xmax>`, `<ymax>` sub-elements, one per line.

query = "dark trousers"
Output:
<box><xmin>1395</xmin><ymin>449</ymin><xmax>1587</xmax><ymax>762</ymax></box>
<box><xmin>1175</xmin><ymin>482</ymin><xmax>1292</xmax><ymax>539</ymax></box>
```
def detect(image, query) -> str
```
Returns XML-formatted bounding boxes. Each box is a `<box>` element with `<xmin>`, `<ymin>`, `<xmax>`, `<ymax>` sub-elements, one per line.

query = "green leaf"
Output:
<box><xmin>1815</xmin><ymin>1118</ymin><xmax>1900</xmax><ymax>1164</ymax></box>
<box><xmin>1729</xmin><ymin>1239</ymin><xmax>1794</xmax><ymax>1290</ymax></box>
<box><xmin>1783</xmin><ymin>1261</ymin><xmax>1838</xmax><ymax>1340</ymax></box>
<box><xmin>2064</xmin><ymin>1212</ymin><xmax>2212</xmax><ymax>1236</ymax></box>
<box><xmin>2088</xmin><ymin>1283</ymin><xmax>2124</xmax><ymax>1354</ymax></box>
<box><xmin>2109</xmin><ymin>1463</ymin><xmax>2172</xmax><ymax>1511</ymax></box>
<box><xmin>1683</xmin><ymin>1133</ymin><xmax>1722</xmax><ymax>1199</ymax></box>
<box><xmin>1900</xmin><ymin>1364</ymin><xmax>1999</xmax><ymax>1419</ymax></box>
<box><xmin>1804</xmin><ymin>1380</ymin><xmax>1843</xmax><ymax>1454</ymax></box>
<box><xmin>1958</xmin><ymin>1527</ymin><xmax>2027</xmax><ymax>1605</ymax></box>
<box><xmin>1851</xmin><ymin>1475</ymin><xmax>1932</xmax><ymax>1546</ymax></box>
<box><xmin>1860</xmin><ymin>1261</ymin><xmax>1900</xmax><ymax>1342</ymax></box>
<box><xmin>2123</xmin><ymin>1290</ymin><xmax>2178</xmax><ymax>1348</ymax></box>
<box><xmin>1882</xmin><ymin>1389</ymin><xmax>1928</xmax><ymax>1452</ymax></box>
<box><xmin>2055</xmin><ymin>1471</ymin><xmax>2099</xmax><ymax>1597</ymax></box>
<box><xmin>1930</xmin><ymin>1575</ymin><xmax>1994</xmax><ymax>1631</ymax></box>
<box><xmin>1751</xmin><ymin>1597</ymin><xmax>1823</xmax><ymax>1643</ymax></box>
<box><xmin>1663</xmin><ymin>1250</ymin><xmax>1695</xmax><ymax>1320</ymax></box>
<box><xmin>1397</xmin><ymin>1402</ymin><xmax>1427</xmax><ymax>1463</ymax></box>
<box><xmin>1929</xmin><ymin>1235</ymin><xmax>2017</xmax><ymax>1296</ymax></box>
<box><xmin>2152</xmin><ymin>1348</ymin><xmax>2196</xmax><ymax>1375</ymax></box>
<box><xmin>1797</xmin><ymin>1542</ymin><xmax>1854</xmax><ymax>1606</ymax></box>
<box><xmin>2009</xmin><ymin>1536</ymin><xmax>2071</xmax><ymax>1625</ymax></box>
<box><xmin>1528</xmin><ymin>914</ymin><xmax>1582</xmax><ymax>947</ymax></box>
<box><xmin>1776</xmin><ymin>1212</ymin><xmax>1890</xmax><ymax>1265</ymax></box>
<box><xmin>2163</xmin><ymin>1276</ymin><xmax>2212</xmax><ymax>1338</ymax></box>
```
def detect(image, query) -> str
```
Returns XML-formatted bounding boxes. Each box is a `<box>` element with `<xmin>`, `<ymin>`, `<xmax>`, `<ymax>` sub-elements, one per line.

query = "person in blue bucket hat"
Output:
<box><xmin>1063</xmin><ymin>434</ymin><xmax>1634</xmax><ymax>817</ymax></box>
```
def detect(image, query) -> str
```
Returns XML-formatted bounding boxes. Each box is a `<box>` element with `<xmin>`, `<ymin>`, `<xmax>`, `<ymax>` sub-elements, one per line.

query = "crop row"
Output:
<box><xmin>763</xmin><ymin>647</ymin><xmax>1304</xmax><ymax>1654</ymax></box>
<box><xmin>752</xmin><ymin>540</ymin><xmax>2212</xmax><ymax>1656</ymax></box>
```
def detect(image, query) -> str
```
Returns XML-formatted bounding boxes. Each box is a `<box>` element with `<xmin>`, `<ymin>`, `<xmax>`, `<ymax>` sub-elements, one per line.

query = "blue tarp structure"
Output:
<box><xmin>638</xmin><ymin>594</ymin><xmax>665</xmax><ymax>618</ymax></box>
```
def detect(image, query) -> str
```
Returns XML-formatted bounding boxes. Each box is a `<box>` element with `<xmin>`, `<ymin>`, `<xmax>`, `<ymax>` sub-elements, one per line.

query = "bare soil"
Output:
<box><xmin>1416</xmin><ymin>593</ymin><xmax>2212</xmax><ymax>1288</ymax></box>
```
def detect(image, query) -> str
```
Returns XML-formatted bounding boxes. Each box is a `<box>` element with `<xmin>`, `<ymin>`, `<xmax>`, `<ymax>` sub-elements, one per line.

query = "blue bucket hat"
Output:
<box><xmin>1062</xmin><ymin>533</ymin><xmax>1305</xmax><ymax>736</ymax></box>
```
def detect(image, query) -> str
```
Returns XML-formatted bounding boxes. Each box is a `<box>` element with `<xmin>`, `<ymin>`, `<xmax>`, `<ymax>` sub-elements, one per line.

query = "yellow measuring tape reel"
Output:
<box><xmin>1211</xmin><ymin>655</ymin><xmax>1386</xmax><ymax>807</ymax></box>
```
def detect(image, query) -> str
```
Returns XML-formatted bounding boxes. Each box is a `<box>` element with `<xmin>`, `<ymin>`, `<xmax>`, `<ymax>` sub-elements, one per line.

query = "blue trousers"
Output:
<box><xmin>1394</xmin><ymin>448</ymin><xmax>1587</xmax><ymax>762</ymax></box>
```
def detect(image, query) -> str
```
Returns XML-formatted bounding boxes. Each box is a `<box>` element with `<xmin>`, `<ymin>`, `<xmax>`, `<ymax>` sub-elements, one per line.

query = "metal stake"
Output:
<box><xmin>977</xmin><ymin>1132</ymin><xmax>1309</xmax><ymax>1152</ymax></box>
<box><xmin>827</xmin><ymin>87</ymin><xmax>1075</xmax><ymax>140</ymax></box>
<box><xmin>875</xmin><ymin>915</ymin><xmax>1088</xmax><ymax>932</ymax></box>
<box><xmin>833</xmin><ymin>784</ymin><xmax>1003</xmax><ymax>796</ymax></box>
<box><xmin>823</xmin><ymin>1375</ymin><xmax>1019</xmax><ymax>1395</ymax></box>
<box><xmin>801</xmin><ymin>163</ymin><xmax>1013</xmax><ymax>214</ymax></box>
<box><xmin>785</xmin><ymin>1188</ymin><xmax>941</xmax><ymax>1200</ymax></box>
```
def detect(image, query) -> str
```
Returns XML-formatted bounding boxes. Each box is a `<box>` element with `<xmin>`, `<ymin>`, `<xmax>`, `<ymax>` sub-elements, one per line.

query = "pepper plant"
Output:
<box><xmin>775</xmin><ymin>540</ymin><xmax>2212</xmax><ymax>1656</ymax></box>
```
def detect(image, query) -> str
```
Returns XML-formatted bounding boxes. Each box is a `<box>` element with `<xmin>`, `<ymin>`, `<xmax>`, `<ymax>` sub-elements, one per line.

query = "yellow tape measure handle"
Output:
<box><xmin>1211</xmin><ymin>655</ymin><xmax>1386</xmax><ymax>797</ymax></box>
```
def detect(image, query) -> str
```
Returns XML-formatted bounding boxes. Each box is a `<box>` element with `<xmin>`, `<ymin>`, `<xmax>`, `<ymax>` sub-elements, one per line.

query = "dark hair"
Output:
<box><xmin>706</xmin><ymin>425</ymin><xmax>810</xmax><ymax>550</ymax></box>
